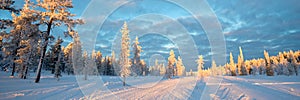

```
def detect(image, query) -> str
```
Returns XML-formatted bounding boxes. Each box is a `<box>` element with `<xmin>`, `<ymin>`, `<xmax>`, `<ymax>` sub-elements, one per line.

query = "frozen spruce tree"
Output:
<box><xmin>196</xmin><ymin>55</ymin><xmax>204</xmax><ymax>77</ymax></box>
<box><xmin>0</xmin><ymin>0</ymin><xmax>20</xmax><ymax>72</ymax></box>
<box><xmin>288</xmin><ymin>51</ymin><xmax>298</xmax><ymax>76</ymax></box>
<box><xmin>245</xmin><ymin>60</ymin><xmax>252</xmax><ymax>75</ymax></box>
<box><xmin>34</xmin><ymin>0</ymin><xmax>84</xmax><ymax>83</ymax></box>
<box><xmin>49</xmin><ymin>38</ymin><xmax>63</xmax><ymax>74</ymax></box>
<box><xmin>53</xmin><ymin>38</ymin><xmax>63</xmax><ymax>80</ymax></box>
<box><xmin>3</xmin><ymin>1</ymin><xmax>38</xmax><ymax>77</ymax></box>
<box><xmin>277</xmin><ymin>52</ymin><xmax>287</xmax><ymax>75</ymax></box>
<box><xmin>150</xmin><ymin>59</ymin><xmax>160</xmax><ymax>76</ymax></box>
<box><xmin>89</xmin><ymin>50</ymin><xmax>98</xmax><ymax>75</ymax></box>
<box><xmin>131</xmin><ymin>36</ymin><xmax>142</xmax><ymax>76</ymax></box>
<box><xmin>237</xmin><ymin>47</ymin><xmax>247</xmax><ymax>75</ymax></box>
<box><xmin>54</xmin><ymin>49</ymin><xmax>62</xmax><ymax>81</ymax></box>
<box><xmin>100</xmin><ymin>56</ymin><xmax>107</xmax><ymax>75</ymax></box>
<box><xmin>83</xmin><ymin>50</ymin><xmax>88</xmax><ymax>80</ymax></box>
<box><xmin>229</xmin><ymin>52</ymin><xmax>237</xmax><ymax>76</ymax></box>
<box><xmin>264</xmin><ymin>50</ymin><xmax>274</xmax><ymax>76</ymax></box>
<box><xmin>111</xmin><ymin>51</ymin><xmax>119</xmax><ymax>76</ymax></box>
<box><xmin>176</xmin><ymin>56</ymin><xmax>185</xmax><ymax>76</ymax></box>
<box><xmin>119</xmin><ymin>22</ymin><xmax>131</xmax><ymax>86</ymax></box>
<box><xmin>64</xmin><ymin>42</ymin><xmax>73</xmax><ymax>75</ymax></box>
<box><xmin>211</xmin><ymin>60</ymin><xmax>217</xmax><ymax>76</ymax></box>
<box><xmin>72</xmin><ymin>32</ymin><xmax>84</xmax><ymax>75</ymax></box>
<box><xmin>95</xmin><ymin>51</ymin><xmax>102</xmax><ymax>75</ymax></box>
<box><xmin>167</xmin><ymin>49</ymin><xmax>176</xmax><ymax>79</ymax></box>
<box><xmin>159</xmin><ymin>64</ymin><xmax>166</xmax><ymax>76</ymax></box>
<box><xmin>15</xmin><ymin>39</ymin><xmax>31</xmax><ymax>79</ymax></box>
<box><xmin>0</xmin><ymin>36</ymin><xmax>3</xmax><ymax>66</ymax></box>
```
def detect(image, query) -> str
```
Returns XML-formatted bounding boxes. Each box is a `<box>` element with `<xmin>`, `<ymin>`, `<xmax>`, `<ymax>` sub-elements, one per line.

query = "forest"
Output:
<box><xmin>0</xmin><ymin>0</ymin><xmax>299</xmax><ymax>84</ymax></box>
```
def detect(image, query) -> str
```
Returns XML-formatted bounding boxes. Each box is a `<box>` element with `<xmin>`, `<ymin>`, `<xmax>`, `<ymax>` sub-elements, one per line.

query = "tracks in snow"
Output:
<box><xmin>82</xmin><ymin>77</ymin><xmax>198</xmax><ymax>100</ymax></box>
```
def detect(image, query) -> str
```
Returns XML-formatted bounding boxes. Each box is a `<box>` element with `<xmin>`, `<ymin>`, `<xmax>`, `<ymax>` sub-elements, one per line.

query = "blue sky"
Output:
<box><xmin>2</xmin><ymin>0</ymin><xmax>300</xmax><ymax>69</ymax></box>
<box><xmin>83</xmin><ymin>0</ymin><xmax>299</xmax><ymax>69</ymax></box>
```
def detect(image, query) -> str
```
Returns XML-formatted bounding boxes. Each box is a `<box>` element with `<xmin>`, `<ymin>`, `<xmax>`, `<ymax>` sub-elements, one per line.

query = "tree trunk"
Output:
<box><xmin>20</xmin><ymin>64</ymin><xmax>25</xmax><ymax>78</ymax></box>
<box><xmin>294</xmin><ymin>65</ymin><xmax>298</xmax><ymax>76</ymax></box>
<box><xmin>55</xmin><ymin>50</ymin><xmax>61</xmax><ymax>79</ymax></box>
<box><xmin>10</xmin><ymin>49</ymin><xmax>17</xmax><ymax>77</ymax></box>
<box><xmin>23</xmin><ymin>66</ymin><xmax>28</xmax><ymax>79</ymax></box>
<box><xmin>35</xmin><ymin>18</ymin><xmax>53</xmax><ymax>83</ymax></box>
<box><xmin>84</xmin><ymin>67</ymin><xmax>87</xmax><ymax>80</ymax></box>
<box><xmin>168</xmin><ymin>68</ymin><xmax>171</xmax><ymax>79</ymax></box>
<box><xmin>10</xmin><ymin>59</ymin><xmax>16</xmax><ymax>77</ymax></box>
<box><xmin>123</xmin><ymin>75</ymin><xmax>126</xmax><ymax>86</ymax></box>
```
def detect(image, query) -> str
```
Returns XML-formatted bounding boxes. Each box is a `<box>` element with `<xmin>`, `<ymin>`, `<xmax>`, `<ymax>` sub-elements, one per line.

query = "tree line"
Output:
<box><xmin>196</xmin><ymin>47</ymin><xmax>300</xmax><ymax>77</ymax></box>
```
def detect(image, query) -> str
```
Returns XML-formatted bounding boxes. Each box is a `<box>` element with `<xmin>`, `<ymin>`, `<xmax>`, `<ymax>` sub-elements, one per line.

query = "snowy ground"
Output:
<box><xmin>211</xmin><ymin>76</ymin><xmax>300</xmax><ymax>100</ymax></box>
<box><xmin>1</xmin><ymin>71</ymin><xmax>300</xmax><ymax>100</ymax></box>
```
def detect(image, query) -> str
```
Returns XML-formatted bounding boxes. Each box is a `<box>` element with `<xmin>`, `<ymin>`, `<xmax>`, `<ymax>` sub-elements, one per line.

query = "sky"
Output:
<box><xmin>1</xmin><ymin>0</ymin><xmax>300</xmax><ymax>70</ymax></box>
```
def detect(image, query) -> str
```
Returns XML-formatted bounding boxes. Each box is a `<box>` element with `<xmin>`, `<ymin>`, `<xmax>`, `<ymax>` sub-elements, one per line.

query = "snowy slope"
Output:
<box><xmin>0</xmin><ymin>71</ymin><xmax>85</xmax><ymax>100</ymax></box>
<box><xmin>1</xmin><ymin>71</ymin><xmax>300</xmax><ymax>100</ymax></box>
<box><xmin>214</xmin><ymin>76</ymin><xmax>300</xmax><ymax>100</ymax></box>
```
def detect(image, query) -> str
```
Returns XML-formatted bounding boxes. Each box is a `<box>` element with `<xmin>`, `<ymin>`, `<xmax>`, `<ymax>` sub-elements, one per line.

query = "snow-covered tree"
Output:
<box><xmin>48</xmin><ymin>38</ymin><xmax>63</xmax><ymax>74</ymax></box>
<box><xmin>189</xmin><ymin>69</ymin><xmax>193</xmax><ymax>76</ymax></box>
<box><xmin>290</xmin><ymin>51</ymin><xmax>298</xmax><ymax>76</ymax></box>
<box><xmin>64</xmin><ymin>42</ymin><xmax>73</xmax><ymax>75</ymax></box>
<box><xmin>0</xmin><ymin>36</ymin><xmax>3</xmax><ymax>67</ymax></box>
<box><xmin>72</xmin><ymin>32</ymin><xmax>83</xmax><ymax>75</ymax></box>
<box><xmin>237</xmin><ymin>47</ymin><xmax>247</xmax><ymax>75</ymax></box>
<box><xmin>287</xmin><ymin>51</ymin><xmax>298</xmax><ymax>76</ymax></box>
<box><xmin>167</xmin><ymin>49</ymin><xmax>176</xmax><ymax>79</ymax></box>
<box><xmin>83</xmin><ymin>50</ymin><xmax>88</xmax><ymax>80</ymax></box>
<box><xmin>119</xmin><ymin>22</ymin><xmax>131</xmax><ymax>86</ymax></box>
<box><xmin>15</xmin><ymin>40</ymin><xmax>30</xmax><ymax>78</ymax></box>
<box><xmin>149</xmin><ymin>66</ymin><xmax>155</xmax><ymax>76</ymax></box>
<box><xmin>34</xmin><ymin>0</ymin><xmax>84</xmax><ymax>83</ymax></box>
<box><xmin>220</xmin><ymin>65</ymin><xmax>226</xmax><ymax>75</ymax></box>
<box><xmin>89</xmin><ymin>50</ymin><xmax>97</xmax><ymax>75</ymax></box>
<box><xmin>223</xmin><ymin>63</ymin><xmax>230</xmax><ymax>75</ymax></box>
<box><xmin>277</xmin><ymin>52</ymin><xmax>284</xmax><ymax>75</ymax></box>
<box><xmin>176</xmin><ymin>56</ymin><xmax>185</xmax><ymax>76</ymax></box>
<box><xmin>211</xmin><ymin>60</ymin><xmax>217</xmax><ymax>76</ymax></box>
<box><xmin>95</xmin><ymin>51</ymin><xmax>102</xmax><ymax>75</ymax></box>
<box><xmin>218</xmin><ymin>50</ymin><xmax>300</xmax><ymax>77</ymax></box>
<box><xmin>60</xmin><ymin>47</ymin><xmax>66</xmax><ymax>73</ymax></box>
<box><xmin>0</xmin><ymin>1</ymin><xmax>19</xmax><ymax>63</ymax></box>
<box><xmin>229</xmin><ymin>52</ymin><xmax>236</xmax><ymax>76</ymax></box>
<box><xmin>271</xmin><ymin>57</ymin><xmax>280</xmax><ymax>75</ymax></box>
<box><xmin>100</xmin><ymin>57</ymin><xmax>106</xmax><ymax>75</ymax></box>
<box><xmin>277</xmin><ymin>52</ymin><xmax>289</xmax><ymax>75</ymax></box>
<box><xmin>15</xmin><ymin>29</ymin><xmax>40</xmax><ymax>79</ymax></box>
<box><xmin>3</xmin><ymin>1</ymin><xmax>39</xmax><ymax>77</ymax></box>
<box><xmin>111</xmin><ymin>51</ymin><xmax>117</xmax><ymax>76</ymax></box>
<box><xmin>102</xmin><ymin>56</ymin><xmax>107</xmax><ymax>75</ymax></box>
<box><xmin>149</xmin><ymin>59</ymin><xmax>160</xmax><ymax>76</ymax></box>
<box><xmin>54</xmin><ymin>45</ymin><xmax>62</xmax><ymax>81</ymax></box>
<box><xmin>104</xmin><ymin>56</ymin><xmax>114</xmax><ymax>76</ymax></box>
<box><xmin>196</xmin><ymin>55</ymin><xmax>204</xmax><ymax>77</ymax></box>
<box><xmin>159</xmin><ymin>63</ymin><xmax>166</xmax><ymax>76</ymax></box>
<box><xmin>140</xmin><ymin>60</ymin><xmax>147</xmax><ymax>76</ymax></box>
<box><xmin>264</xmin><ymin>50</ymin><xmax>274</xmax><ymax>76</ymax></box>
<box><xmin>245</xmin><ymin>60</ymin><xmax>252</xmax><ymax>75</ymax></box>
<box><xmin>131</xmin><ymin>36</ymin><xmax>142</xmax><ymax>76</ymax></box>
<box><xmin>3</xmin><ymin>15</ymin><xmax>21</xmax><ymax>77</ymax></box>
<box><xmin>250</xmin><ymin>59</ymin><xmax>259</xmax><ymax>75</ymax></box>
<box><xmin>258</xmin><ymin>58</ymin><xmax>266</xmax><ymax>75</ymax></box>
